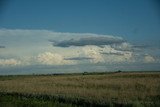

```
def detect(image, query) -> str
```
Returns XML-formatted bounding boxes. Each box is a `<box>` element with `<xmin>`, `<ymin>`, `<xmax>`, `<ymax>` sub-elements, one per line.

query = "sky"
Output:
<box><xmin>0</xmin><ymin>0</ymin><xmax>160</xmax><ymax>75</ymax></box>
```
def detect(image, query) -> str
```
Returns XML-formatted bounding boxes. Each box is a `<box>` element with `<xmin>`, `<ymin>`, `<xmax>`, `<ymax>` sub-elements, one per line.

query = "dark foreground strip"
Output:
<box><xmin>0</xmin><ymin>92</ymin><xmax>132</xmax><ymax>107</ymax></box>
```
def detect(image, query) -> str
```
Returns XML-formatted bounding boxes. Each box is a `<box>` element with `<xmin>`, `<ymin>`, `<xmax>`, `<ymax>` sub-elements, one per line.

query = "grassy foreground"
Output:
<box><xmin>0</xmin><ymin>72</ymin><xmax>160</xmax><ymax>107</ymax></box>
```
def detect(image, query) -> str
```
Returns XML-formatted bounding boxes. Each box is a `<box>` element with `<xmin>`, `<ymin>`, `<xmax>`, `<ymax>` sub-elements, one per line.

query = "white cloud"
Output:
<box><xmin>82</xmin><ymin>45</ymin><xmax>134</xmax><ymax>64</ymax></box>
<box><xmin>101</xmin><ymin>45</ymin><xmax>134</xmax><ymax>63</ymax></box>
<box><xmin>0</xmin><ymin>59</ymin><xmax>21</xmax><ymax>66</ymax></box>
<box><xmin>0</xmin><ymin>28</ymin><xmax>159</xmax><ymax>68</ymax></box>
<box><xmin>82</xmin><ymin>46</ymin><xmax>105</xmax><ymax>63</ymax></box>
<box><xmin>104</xmin><ymin>52</ymin><xmax>133</xmax><ymax>63</ymax></box>
<box><xmin>111</xmin><ymin>42</ymin><xmax>132</xmax><ymax>51</ymax></box>
<box><xmin>143</xmin><ymin>55</ymin><xmax>155</xmax><ymax>63</ymax></box>
<box><xmin>37</xmin><ymin>52</ymin><xmax>76</xmax><ymax>65</ymax></box>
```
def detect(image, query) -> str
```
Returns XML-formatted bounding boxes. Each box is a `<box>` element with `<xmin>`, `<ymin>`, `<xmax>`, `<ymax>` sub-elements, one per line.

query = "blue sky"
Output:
<box><xmin>0</xmin><ymin>0</ymin><xmax>160</xmax><ymax>74</ymax></box>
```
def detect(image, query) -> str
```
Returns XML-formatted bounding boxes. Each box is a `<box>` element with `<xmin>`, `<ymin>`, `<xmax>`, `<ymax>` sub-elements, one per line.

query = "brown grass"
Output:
<box><xmin>0</xmin><ymin>72</ymin><xmax>160</xmax><ymax>105</ymax></box>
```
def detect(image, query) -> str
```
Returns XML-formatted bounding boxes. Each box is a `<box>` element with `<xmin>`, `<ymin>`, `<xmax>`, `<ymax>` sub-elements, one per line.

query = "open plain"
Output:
<box><xmin>0</xmin><ymin>72</ymin><xmax>160</xmax><ymax>107</ymax></box>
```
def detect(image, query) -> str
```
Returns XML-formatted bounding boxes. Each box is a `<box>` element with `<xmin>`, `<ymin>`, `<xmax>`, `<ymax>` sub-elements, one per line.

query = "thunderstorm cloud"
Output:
<box><xmin>0</xmin><ymin>29</ymin><xmax>159</xmax><ymax>74</ymax></box>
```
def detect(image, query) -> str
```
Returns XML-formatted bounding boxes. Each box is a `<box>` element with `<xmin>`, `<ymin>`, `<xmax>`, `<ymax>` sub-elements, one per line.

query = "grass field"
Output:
<box><xmin>0</xmin><ymin>72</ymin><xmax>160</xmax><ymax>107</ymax></box>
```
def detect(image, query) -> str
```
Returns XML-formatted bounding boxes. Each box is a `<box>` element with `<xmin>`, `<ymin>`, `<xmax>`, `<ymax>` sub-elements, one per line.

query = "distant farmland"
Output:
<box><xmin>0</xmin><ymin>72</ymin><xmax>160</xmax><ymax>107</ymax></box>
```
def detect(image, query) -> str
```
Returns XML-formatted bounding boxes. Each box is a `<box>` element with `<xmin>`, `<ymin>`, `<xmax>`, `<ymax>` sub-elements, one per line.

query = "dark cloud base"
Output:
<box><xmin>64</xmin><ymin>57</ymin><xmax>93</xmax><ymax>60</ymax></box>
<box><xmin>0</xmin><ymin>46</ymin><xmax>5</xmax><ymax>48</ymax></box>
<box><xmin>50</xmin><ymin>36</ymin><xmax>125</xmax><ymax>47</ymax></box>
<box><xmin>101</xmin><ymin>52</ymin><xmax>124</xmax><ymax>56</ymax></box>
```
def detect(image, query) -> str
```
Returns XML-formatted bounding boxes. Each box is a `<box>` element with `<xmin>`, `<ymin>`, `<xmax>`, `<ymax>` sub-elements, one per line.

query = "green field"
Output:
<box><xmin>0</xmin><ymin>72</ymin><xmax>160</xmax><ymax>107</ymax></box>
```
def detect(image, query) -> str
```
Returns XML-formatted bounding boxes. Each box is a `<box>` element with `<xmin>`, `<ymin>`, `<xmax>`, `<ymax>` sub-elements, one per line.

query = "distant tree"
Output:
<box><xmin>83</xmin><ymin>72</ymin><xmax>88</xmax><ymax>75</ymax></box>
<box><xmin>117</xmin><ymin>70</ymin><xmax>122</xmax><ymax>73</ymax></box>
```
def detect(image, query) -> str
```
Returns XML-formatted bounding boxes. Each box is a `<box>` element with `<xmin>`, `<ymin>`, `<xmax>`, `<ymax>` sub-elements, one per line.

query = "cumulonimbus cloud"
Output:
<box><xmin>82</xmin><ymin>46</ymin><xmax>105</xmax><ymax>63</ymax></box>
<box><xmin>37</xmin><ymin>52</ymin><xmax>76</xmax><ymax>65</ymax></box>
<box><xmin>50</xmin><ymin>36</ymin><xmax>126</xmax><ymax>47</ymax></box>
<box><xmin>0</xmin><ymin>29</ymin><xmax>159</xmax><ymax>69</ymax></box>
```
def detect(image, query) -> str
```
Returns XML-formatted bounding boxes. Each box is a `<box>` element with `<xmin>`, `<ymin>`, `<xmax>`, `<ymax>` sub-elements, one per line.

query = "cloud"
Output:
<box><xmin>81</xmin><ymin>45</ymin><xmax>134</xmax><ymax>63</ymax></box>
<box><xmin>51</xmin><ymin>36</ymin><xmax>126</xmax><ymax>47</ymax></box>
<box><xmin>100</xmin><ymin>52</ymin><xmax>124</xmax><ymax>56</ymax></box>
<box><xmin>0</xmin><ymin>28</ymin><xmax>159</xmax><ymax>71</ymax></box>
<box><xmin>82</xmin><ymin>46</ymin><xmax>105</xmax><ymax>63</ymax></box>
<box><xmin>104</xmin><ymin>52</ymin><xmax>134</xmax><ymax>63</ymax></box>
<box><xmin>0</xmin><ymin>58</ymin><xmax>21</xmax><ymax>66</ymax></box>
<box><xmin>111</xmin><ymin>42</ymin><xmax>133</xmax><ymax>51</ymax></box>
<box><xmin>143</xmin><ymin>55</ymin><xmax>155</xmax><ymax>63</ymax></box>
<box><xmin>133</xmin><ymin>45</ymin><xmax>149</xmax><ymax>49</ymax></box>
<box><xmin>64</xmin><ymin>57</ymin><xmax>93</xmax><ymax>60</ymax></box>
<box><xmin>37</xmin><ymin>52</ymin><xmax>75</xmax><ymax>65</ymax></box>
<box><xmin>0</xmin><ymin>46</ymin><xmax>5</xmax><ymax>48</ymax></box>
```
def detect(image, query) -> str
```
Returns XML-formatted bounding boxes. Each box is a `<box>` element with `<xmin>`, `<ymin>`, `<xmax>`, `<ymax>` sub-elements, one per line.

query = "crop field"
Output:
<box><xmin>0</xmin><ymin>72</ymin><xmax>160</xmax><ymax>107</ymax></box>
